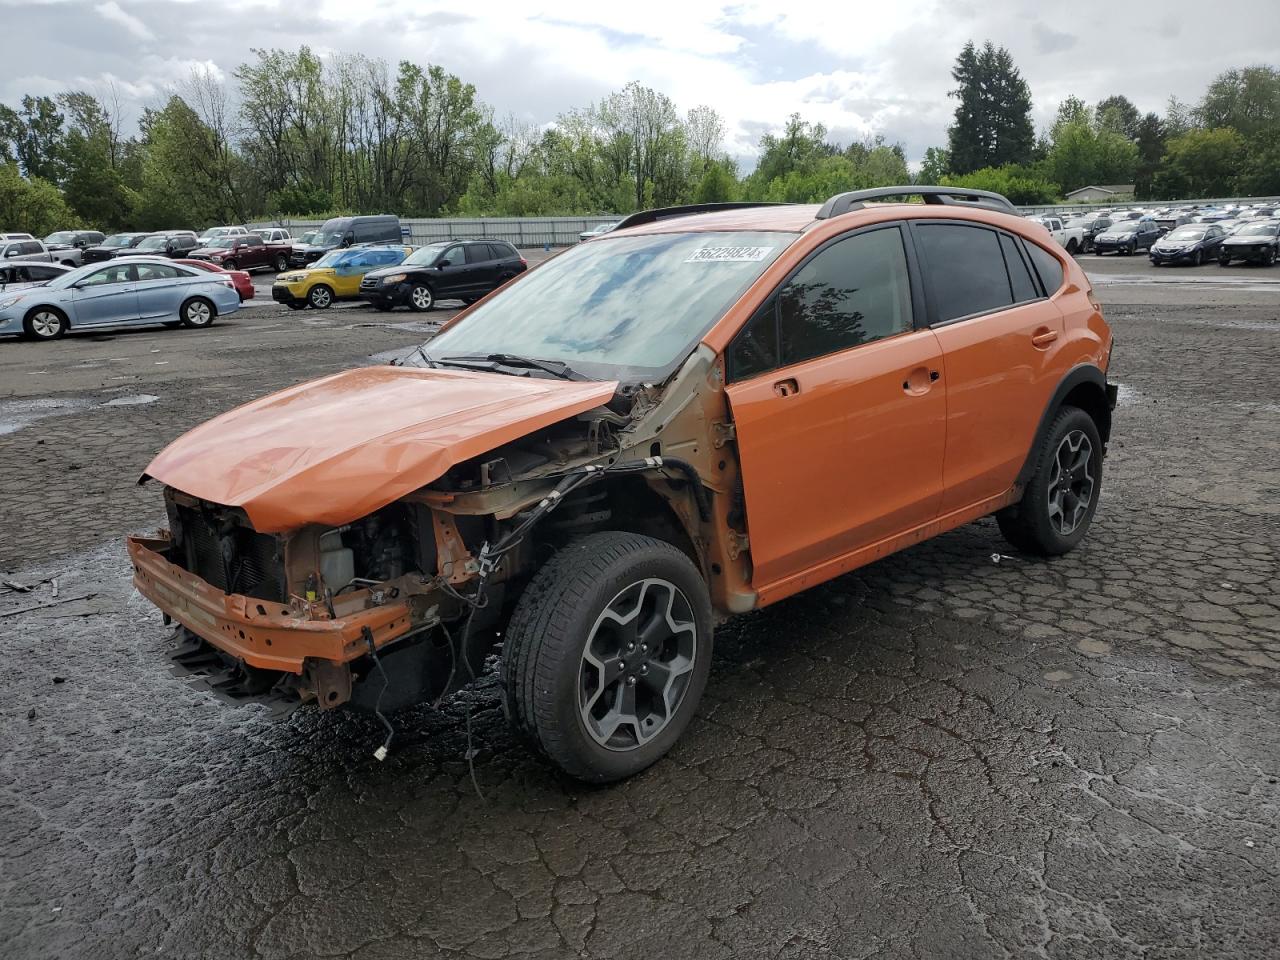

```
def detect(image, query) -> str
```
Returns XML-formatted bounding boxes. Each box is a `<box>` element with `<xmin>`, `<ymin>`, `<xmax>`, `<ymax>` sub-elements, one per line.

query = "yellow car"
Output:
<box><xmin>271</xmin><ymin>246</ymin><xmax>412</xmax><ymax>310</ymax></box>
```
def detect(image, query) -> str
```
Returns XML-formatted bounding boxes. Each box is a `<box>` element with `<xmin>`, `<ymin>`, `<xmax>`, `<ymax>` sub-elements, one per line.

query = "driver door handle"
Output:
<box><xmin>1031</xmin><ymin>328</ymin><xmax>1059</xmax><ymax>348</ymax></box>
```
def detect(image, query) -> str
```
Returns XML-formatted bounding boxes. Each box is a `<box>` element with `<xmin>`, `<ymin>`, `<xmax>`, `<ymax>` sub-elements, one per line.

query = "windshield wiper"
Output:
<box><xmin>441</xmin><ymin>353</ymin><xmax>585</xmax><ymax>381</ymax></box>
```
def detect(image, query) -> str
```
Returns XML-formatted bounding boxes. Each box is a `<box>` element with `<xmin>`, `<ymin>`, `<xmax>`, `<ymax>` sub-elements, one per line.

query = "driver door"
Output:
<box><xmin>725</xmin><ymin>225</ymin><xmax>946</xmax><ymax>596</ymax></box>
<box><xmin>69</xmin><ymin>263</ymin><xmax>139</xmax><ymax>325</ymax></box>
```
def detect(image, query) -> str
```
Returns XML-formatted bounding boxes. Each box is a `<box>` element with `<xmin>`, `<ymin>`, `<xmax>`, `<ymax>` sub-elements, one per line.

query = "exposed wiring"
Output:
<box><xmin>362</xmin><ymin>626</ymin><xmax>396</xmax><ymax>761</ymax></box>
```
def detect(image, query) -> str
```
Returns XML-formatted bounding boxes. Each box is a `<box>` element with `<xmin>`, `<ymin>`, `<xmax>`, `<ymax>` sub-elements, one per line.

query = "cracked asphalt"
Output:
<box><xmin>2</xmin><ymin>252</ymin><xmax>1278</xmax><ymax>959</ymax></box>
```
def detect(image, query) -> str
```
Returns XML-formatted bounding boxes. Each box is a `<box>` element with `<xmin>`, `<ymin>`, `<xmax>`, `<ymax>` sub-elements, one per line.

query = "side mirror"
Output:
<box><xmin>4</xmin><ymin>249</ymin><xmax>16</xmax><ymax>258</ymax></box>
<box><xmin>437</xmin><ymin>259</ymin><xmax>450</xmax><ymax>269</ymax></box>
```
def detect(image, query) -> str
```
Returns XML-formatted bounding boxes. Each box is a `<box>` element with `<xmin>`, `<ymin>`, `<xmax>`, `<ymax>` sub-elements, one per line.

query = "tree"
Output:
<box><xmin>1096</xmin><ymin>95</ymin><xmax>1141</xmax><ymax>139</ymax></box>
<box><xmin>918</xmin><ymin>147</ymin><xmax>949</xmax><ymax>183</ymax></box>
<box><xmin>947</xmin><ymin>40</ymin><xmax>1035</xmax><ymax>173</ymax></box>
<box><xmin>0</xmin><ymin>95</ymin><xmax>66</xmax><ymax>183</ymax></box>
<box><xmin>1133</xmin><ymin>113</ymin><xmax>1166</xmax><ymax>199</ymax></box>
<box><xmin>1043</xmin><ymin>105</ymin><xmax>1138</xmax><ymax>194</ymax></box>
<box><xmin>58</xmin><ymin>91</ymin><xmax>134</xmax><ymax>227</ymax></box>
<box><xmin>692</xmin><ymin>159</ymin><xmax>736</xmax><ymax>203</ymax></box>
<box><xmin>1164</xmin><ymin>96</ymin><xmax>1193</xmax><ymax>138</ymax></box>
<box><xmin>0</xmin><ymin>162</ymin><xmax>76</xmax><ymax>234</ymax></box>
<box><xmin>685</xmin><ymin>105</ymin><xmax>725</xmax><ymax>169</ymax></box>
<box><xmin>939</xmin><ymin>166</ymin><xmax>1058</xmax><ymax>204</ymax></box>
<box><xmin>1150</xmin><ymin>128</ymin><xmax>1245</xmax><ymax>199</ymax></box>
<box><xmin>1194</xmin><ymin>66</ymin><xmax>1280</xmax><ymax>140</ymax></box>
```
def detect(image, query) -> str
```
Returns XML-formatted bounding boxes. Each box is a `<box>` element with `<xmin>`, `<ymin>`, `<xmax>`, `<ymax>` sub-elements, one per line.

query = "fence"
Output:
<box><xmin>254</xmin><ymin>196</ymin><xmax>1280</xmax><ymax>248</ymax></box>
<box><xmin>250</xmin><ymin>216</ymin><xmax>620</xmax><ymax>248</ymax></box>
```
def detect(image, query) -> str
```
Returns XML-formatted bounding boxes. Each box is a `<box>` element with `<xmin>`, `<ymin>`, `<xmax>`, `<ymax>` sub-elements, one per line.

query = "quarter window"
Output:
<box><xmin>1024</xmin><ymin>241</ymin><xmax>1065</xmax><ymax>295</ymax></box>
<box><xmin>136</xmin><ymin>263</ymin><xmax>183</xmax><ymax>281</ymax></box>
<box><xmin>915</xmin><ymin>223</ymin><xmax>1013</xmax><ymax>322</ymax></box>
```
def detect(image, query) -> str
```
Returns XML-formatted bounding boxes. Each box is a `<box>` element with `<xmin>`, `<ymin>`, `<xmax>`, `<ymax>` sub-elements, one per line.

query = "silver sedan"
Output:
<box><xmin>0</xmin><ymin>257</ymin><xmax>242</xmax><ymax>340</ymax></box>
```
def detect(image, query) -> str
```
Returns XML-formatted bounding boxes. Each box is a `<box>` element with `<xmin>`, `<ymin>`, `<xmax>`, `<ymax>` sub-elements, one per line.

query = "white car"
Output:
<box><xmin>1033</xmin><ymin>216</ymin><xmax>1086</xmax><ymax>255</ymax></box>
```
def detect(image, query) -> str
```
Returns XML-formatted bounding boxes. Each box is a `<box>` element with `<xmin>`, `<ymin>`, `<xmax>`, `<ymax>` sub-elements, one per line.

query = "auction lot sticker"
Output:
<box><xmin>686</xmin><ymin>246</ymin><xmax>775</xmax><ymax>263</ymax></box>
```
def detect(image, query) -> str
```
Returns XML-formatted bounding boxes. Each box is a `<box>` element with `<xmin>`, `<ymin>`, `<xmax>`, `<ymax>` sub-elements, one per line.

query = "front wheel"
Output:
<box><xmin>997</xmin><ymin>405</ymin><xmax>1102</xmax><ymax>556</ymax></box>
<box><xmin>307</xmin><ymin>284</ymin><xmax>333</xmax><ymax>309</ymax></box>
<box><xmin>275</xmin><ymin>254</ymin><xmax>288</xmax><ymax>272</ymax></box>
<box><xmin>23</xmin><ymin>307</ymin><xmax>68</xmax><ymax>340</ymax></box>
<box><xmin>1194</xmin><ymin>249</ymin><xmax>1203</xmax><ymax>266</ymax></box>
<box><xmin>1219</xmin><ymin>255</ymin><xmax>1231</xmax><ymax>266</ymax></box>
<box><xmin>1265</xmin><ymin>248</ymin><xmax>1276</xmax><ymax>267</ymax></box>
<box><xmin>408</xmin><ymin>284</ymin><xmax>434</xmax><ymax>312</ymax></box>
<box><xmin>179</xmin><ymin>297</ymin><xmax>215</xmax><ymax>329</ymax></box>
<box><xmin>501</xmin><ymin>532</ymin><xmax>714</xmax><ymax>783</ymax></box>
<box><xmin>222</xmin><ymin>259</ymin><xmax>237</xmax><ymax>271</ymax></box>
<box><xmin>1065</xmin><ymin>238</ymin><xmax>1078</xmax><ymax>255</ymax></box>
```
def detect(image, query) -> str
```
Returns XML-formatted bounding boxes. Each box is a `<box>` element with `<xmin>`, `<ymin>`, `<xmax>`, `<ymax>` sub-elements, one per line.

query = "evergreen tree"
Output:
<box><xmin>947</xmin><ymin>41</ymin><xmax>1035</xmax><ymax>173</ymax></box>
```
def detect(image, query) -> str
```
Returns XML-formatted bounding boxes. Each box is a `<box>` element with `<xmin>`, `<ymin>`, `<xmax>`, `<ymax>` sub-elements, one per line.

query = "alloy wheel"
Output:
<box><xmin>184</xmin><ymin>300</ymin><xmax>212</xmax><ymax>327</ymax></box>
<box><xmin>1046</xmin><ymin>430</ymin><xmax>1095</xmax><ymax>536</ymax></box>
<box><xmin>578</xmin><ymin>578</ymin><xmax>697</xmax><ymax>751</ymax></box>
<box><xmin>410</xmin><ymin>285</ymin><xmax>433</xmax><ymax>310</ymax></box>
<box><xmin>309</xmin><ymin>286</ymin><xmax>332</xmax><ymax>308</ymax></box>
<box><xmin>29</xmin><ymin>310</ymin><xmax>64</xmax><ymax>338</ymax></box>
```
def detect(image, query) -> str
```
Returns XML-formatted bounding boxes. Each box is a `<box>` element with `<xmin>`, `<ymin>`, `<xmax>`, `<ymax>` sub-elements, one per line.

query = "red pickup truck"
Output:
<box><xmin>187</xmin><ymin>234</ymin><xmax>292</xmax><ymax>273</ymax></box>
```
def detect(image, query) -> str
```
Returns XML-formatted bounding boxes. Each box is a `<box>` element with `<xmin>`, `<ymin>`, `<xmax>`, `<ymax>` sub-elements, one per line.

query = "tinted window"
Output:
<box><xmin>373</xmin><ymin>250</ymin><xmax>403</xmax><ymax>265</ymax></box>
<box><xmin>465</xmin><ymin>244</ymin><xmax>490</xmax><ymax>264</ymax></box>
<box><xmin>82</xmin><ymin>264</ymin><xmax>135</xmax><ymax>286</ymax></box>
<box><xmin>1000</xmin><ymin>234</ymin><xmax>1039</xmax><ymax>303</ymax></box>
<box><xmin>136</xmin><ymin>263</ymin><xmax>184</xmax><ymax>281</ymax></box>
<box><xmin>1025</xmin><ymin>242</ymin><xmax>1064</xmax><ymax>294</ymax></box>
<box><xmin>493</xmin><ymin>242</ymin><xmax>517</xmax><ymax>259</ymax></box>
<box><xmin>443</xmin><ymin>247</ymin><xmax>466</xmax><ymax>266</ymax></box>
<box><xmin>19</xmin><ymin>241</ymin><xmax>42</xmax><ymax>255</ymax></box>
<box><xmin>30</xmin><ymin>264</ymin><xmax>63</xmax><ymax>280</ymax></box>
<box><xmin>916</xmin><ymin>223</ymin><xmax>1013</xmax><ymax>322</ymax></box>
<box><xmin>777</xmin><ymin>227</ymin><xmax>913</xmax><ymax>366</ymax></box>
<box><xmin>728</xmin><ymin>299</ymin><xmax>780</xmax><ymax>381</ymax></box>
<box><xmin>245</xmin><ymin>235</ymin><xmax>264</xmax><ymax>247</ymax></box>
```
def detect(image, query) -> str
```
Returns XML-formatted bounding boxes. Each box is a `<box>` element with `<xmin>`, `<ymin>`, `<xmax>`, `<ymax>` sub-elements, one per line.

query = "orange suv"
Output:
<box><xmin>127</xmin><ymin>187</ymin><xmax>1115</xmax><ymax>783</ymax></box>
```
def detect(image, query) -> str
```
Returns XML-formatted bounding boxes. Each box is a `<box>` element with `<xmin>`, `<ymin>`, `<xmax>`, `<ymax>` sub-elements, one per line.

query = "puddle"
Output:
<box><xmin>102</xmin><ymin>394</ymin><xmax>159</xmax><ymax>407</ymax></box>
<box><xmin>0</xmin><ymin>394</ymin><xmax>159</xmax><ymax>436</ymax></box>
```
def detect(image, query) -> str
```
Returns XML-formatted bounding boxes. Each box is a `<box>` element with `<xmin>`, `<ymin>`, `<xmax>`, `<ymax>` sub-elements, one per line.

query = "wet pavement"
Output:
<box><xmin>2</xmin><ymin>258</ymin><xmax>1279</xmax><ymax>959</ymax></box>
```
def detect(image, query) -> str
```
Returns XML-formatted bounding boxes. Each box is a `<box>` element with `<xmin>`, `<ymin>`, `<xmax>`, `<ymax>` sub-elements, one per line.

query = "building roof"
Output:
<box><xmin>1065</xmin><ymin>184</ymin><xmax>1135</xmax><ymax>198</ymax></box>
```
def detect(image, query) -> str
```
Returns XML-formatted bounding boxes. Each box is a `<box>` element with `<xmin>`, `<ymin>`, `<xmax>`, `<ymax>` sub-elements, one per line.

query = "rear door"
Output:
<box><xmin>912</xmin><ymin>222</ymin><xmax>1065</xmax><ymax>513</ymax></box>
<box><xmin>725</xmin><ymin>224</ymin><xmax>946</xmax><ymax>594</ymax></box>
<box><xmin>465</xmin><ymin>243</ymin><xmax>499</xmax><ymax>290</ymax></box>
<box><xmin>134</xmin><ymin>262</ymin><xmax>190</xmax><ymax>318</ymax></box>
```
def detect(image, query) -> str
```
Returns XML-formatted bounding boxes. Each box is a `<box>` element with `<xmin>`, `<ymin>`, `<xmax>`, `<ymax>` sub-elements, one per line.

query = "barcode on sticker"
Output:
<box><xmin>685</xmin><ymin>246</ymin><xmax>774</xmax><ymax>263</ymax></box>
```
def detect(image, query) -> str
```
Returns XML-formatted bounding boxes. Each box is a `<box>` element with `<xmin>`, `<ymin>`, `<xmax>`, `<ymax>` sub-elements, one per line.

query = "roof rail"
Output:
<box><xmin>613</xmin><ymin>202</ymin><xmax>794</xmax><ymax>231</ymax></box>
<box><xmin>816</xmin><ymin>186</ymin><xmax>1020</xmax><ymax>220</ymax></box>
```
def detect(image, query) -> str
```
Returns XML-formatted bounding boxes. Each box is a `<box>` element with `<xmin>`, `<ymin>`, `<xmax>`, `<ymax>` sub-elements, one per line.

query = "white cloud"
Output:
<box><xmin>96</xmin><ymin>1</ymin><xmax>155</xmax><ymax>41</ymax></box>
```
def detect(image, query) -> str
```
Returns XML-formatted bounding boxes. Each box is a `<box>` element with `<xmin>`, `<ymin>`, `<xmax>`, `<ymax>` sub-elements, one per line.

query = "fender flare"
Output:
<box><xmin>1015</xmin><ymin>364</ymin><xmax>1115</xmax><ymax>487</ymax></box>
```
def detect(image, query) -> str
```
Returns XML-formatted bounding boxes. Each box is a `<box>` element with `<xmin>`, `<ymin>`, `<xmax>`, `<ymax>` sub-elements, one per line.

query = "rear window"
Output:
<box><xmin>915</xmin><ymin>223</ymin><xmax>1013</xmax><ymax>322</ymax></box>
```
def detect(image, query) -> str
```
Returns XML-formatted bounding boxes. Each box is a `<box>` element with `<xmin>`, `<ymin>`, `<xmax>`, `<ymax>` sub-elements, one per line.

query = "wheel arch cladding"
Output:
<box><xmin>1016</xmin><ymin>364</ymin><xmax>1112</xmax><ymax>487</ymax></box>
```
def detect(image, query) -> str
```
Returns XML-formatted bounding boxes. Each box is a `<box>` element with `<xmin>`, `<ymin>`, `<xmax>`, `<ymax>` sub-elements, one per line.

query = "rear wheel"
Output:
<box><xmin>23</xmin><ymin>307</ymin><xmax>68</xmax><ymax>340</ymax></box>
<box><xmin>179</xmin><ymin>297</ymin><xmax>215</xmax><ymax>329</ymax></box>
<box><xmin>502</xmin><ymin>531</ymin><xmax>713</xmax><ymax>783</ymax></box>
<box><xmin>408</xmin><ymin>284</ymin><xmax>434</xmax><ymax>312</ymax></box>
<box><xmin>1065</xmin><ymin>238</ymin><xmax>1078</xmax><ymax>255</ymax></box>
<box><xmin>307</xmin><ymin>284</ymin><xmax>333</xmax><ymax>309</ymax></box>
<box><xmin>997</xmin><ymin>405</ymin><xmax>1102</xmax><ymax>556</ymax></box>
<box><xmin>1219</xmin><ymin>255</ymin><xmax>1231</xmax><ymax>266</ymax></box>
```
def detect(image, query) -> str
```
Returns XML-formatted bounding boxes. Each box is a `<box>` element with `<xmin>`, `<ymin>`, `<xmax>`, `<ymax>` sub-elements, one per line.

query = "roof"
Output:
<box><xmin>614</xmin><ymin>204</ymin><xmax>821</xmax><ymax>234</ymax></box>
<box><xmin>1064</xmin><ymin>184</ymin><xmax>1135</xmax><ymax>198</ymax></box>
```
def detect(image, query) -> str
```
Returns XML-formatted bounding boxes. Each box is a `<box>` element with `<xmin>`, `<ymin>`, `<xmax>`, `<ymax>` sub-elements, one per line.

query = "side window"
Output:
<box><xmin>999</xmin><ymin>234</ymin><xmax>1039</xmax><ymax>304</ymax></box>
<box><xmin>137</xmin><ymin>263</ymin><xmax>181</xmax><ymax>281</ymax></box>
<box><xmin>1024</xmin><ymin>241</ymin><xmax>1065</xmax><ymax>295</ymax></box>
<box><xmin>20</xmin><ymin>241</ymin><xmax>42</xmax><ymax>255</ymax></box>
<box><xmin>728</xmin><ymin>299</ymin><xmax>780</xmax><ymax>382</ymax></box>
<box><xmin>744</xmin><ymin>227</ymin><xmax>915</xmax><ymax>369</ymax></box>
<box><xmin>246</xmin><ymin>236</ymin><xmax>264</xmax><ymax>247</ymax></box>
<box><xmin>375</xmin><ymin>251</ymin><xmax>401</xmax><ymax>265</ymax></box>
<box><xmin>915</xmin><ymin>223</ymin><xmax>1014</xmax><ymax>322</ymax></box>
<box><xmin>32</xmin><ymin>265</ymin><xmax>61</xmax><ymax>280</ymax></box>
<box><xmin>465</xmin><ymin>244</ymin><xmax>490</xmax><ymax>264</ymax></box>
<box><xmin>82</xmin><ymin>264</ymin><xmax>134</xmax><ymax>286</ymax></box>
<box><xmin>443</xmin><ymin>246</ymin><xmax>465</xmax><ymax>266</ymax></box>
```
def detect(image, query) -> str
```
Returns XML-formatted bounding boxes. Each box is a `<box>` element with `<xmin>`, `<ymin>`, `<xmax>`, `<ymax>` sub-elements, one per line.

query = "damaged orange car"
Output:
<box><xmin>128</xmin><ymin>187</ymin><xmax>1116</xmax><ymax>782</ymax></box>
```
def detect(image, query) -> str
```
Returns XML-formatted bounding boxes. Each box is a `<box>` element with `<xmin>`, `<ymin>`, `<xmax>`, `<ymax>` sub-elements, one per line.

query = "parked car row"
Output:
<box><xmin>0</xmin><ymin>256</ymin><xmax>243</xmax><ymax>341</ymax></box>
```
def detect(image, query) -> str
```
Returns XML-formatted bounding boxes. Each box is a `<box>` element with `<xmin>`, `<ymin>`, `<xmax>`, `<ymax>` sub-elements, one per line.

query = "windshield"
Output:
<box><xmin>1237</xmin><ymin>223</ymin><xmax>1278</xmax><ymax>236</ymax></box>
<box><xmin>202</xmin><ymin>238</ymin><xmax>235</xmax><ymax>249</ymax></box>
<box><xmin>101</xmin><ymin>234</ymin><xmax>135</xmax><ymax>248</ymax></box>
<box><xmin>298</xmin><ymin>231</ymin><xmax>317</xmax><ymax>244</ymax></box>
<box><xmin>404</xmin><ymin>243</ymin><xmax>449</xmax><ymax>266</ymax></box>
<box><xmin>1065</xmin><ymin>219</ymin><xmax>1090</xmax><ymax>228</ymax></box>
<box><xmin>316</xmin><ymin>219</ymin><xmax>351</xmax><ymax>246</ymax></box>
<box><xmin>421</xmin><ymin>230</ymin><xmax>795</xmax><ymax>381</ymax></box>
<box><xmin>136</xmin><ymin>236</ymin><xmax>169</xmax><ymax>250</ymax></box>
<box><xmin>44</xmin><ymin>232</ymin><xmax>75</xmax><ymax>244</ymax></box>
<box><xmin>1166</xmin><ymin>228</ymin><xmax>1205</xmax><ymax>241</ymax></box>
<box><xmin>312</xmin><ymin>250</ymin><xmax>349</xmax><ymax>268</ymax></box>
<box><xmin>1111</xmin><ymin>223</ymin><xmax>1140</xmax><ymax>234</ymax></box>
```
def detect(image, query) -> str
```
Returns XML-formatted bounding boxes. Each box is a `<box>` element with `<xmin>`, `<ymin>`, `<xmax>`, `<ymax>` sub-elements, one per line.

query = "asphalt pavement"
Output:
<box><xmin>1</xmin><ymin>250</ymin><xmax>1278</xmax><ymax>960</ymax></box>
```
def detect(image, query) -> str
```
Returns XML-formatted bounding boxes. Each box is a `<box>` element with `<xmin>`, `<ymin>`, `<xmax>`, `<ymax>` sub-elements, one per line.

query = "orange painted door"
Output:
<box><xmin>931</xmin><ymin>300</ymin><xmax>1065</xmax><ymax>512</ymax></box>
<box><xmin>727</xmin><ymin>328</ymin><xmax>947</xmax><ymax>589</ymax></box>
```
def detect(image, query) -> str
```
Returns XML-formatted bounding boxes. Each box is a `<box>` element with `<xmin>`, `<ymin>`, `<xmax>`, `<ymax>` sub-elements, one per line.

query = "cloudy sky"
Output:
<box><xmin>5</xmin><ymin>0</ymin><xmax>1280</xmax><ymax>166</ymax></box>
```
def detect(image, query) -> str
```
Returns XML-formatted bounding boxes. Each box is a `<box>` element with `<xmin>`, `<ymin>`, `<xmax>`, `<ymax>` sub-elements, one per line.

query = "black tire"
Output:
<box><xmin>1065</xmin><ymin>239</ymin><xmax>1078</xmax><ymax>255</ymax></box>
<box><xmin>1219</xmin><ymin>255</ymin><xmax>1231</xmax><ymax>266</ymax></box>
<box><xmin>179</xmin><ymin>297</ymin><xmax>216</xmax><ymax>329</ymax></box>
<box><xmin>1265</xmin><ymin>248</ymin><xmax>1276</xmax><ymax>267</ymax></box>
<box><xmin>23</xmin><ymin>306</ymin><xmax>68</xmax><ymax>340</ymax></box>
<box><xmin>274</xmin><ymin>254</ymin><xmax>288</xmax><ymax>272</ymax></box>
<box><xmin>408</xmin><ymin>283</ymin><xmax>434</xmax><ymax>312</ymax></box>
<box><xmin>1194</xmin><ymin>249</ymin><xmax>1203</xmax><ymax>266</ymax></box>
<box><xmin>1126</xmin><ymin>241</ymin><xmax>1136</xmax><ymax>255</ymax></box>
<box><xmin>997</xmin><ymin>405</ymin><xmax>1103</xmax><ymax>556</ymax></box>
<box><xmin>222</xmin><ymin>259</ymin><xmax>237</xmax><ymax>271</ymax></box>
<box><xmin>501</xmin><ymin>531</ymin><xmax>713</xmax><ymax>783</ymax></box>
<box><xmin>307</xmin><ymin>284</ymin><xmax>334</xmax><ymax>309</ymax></box>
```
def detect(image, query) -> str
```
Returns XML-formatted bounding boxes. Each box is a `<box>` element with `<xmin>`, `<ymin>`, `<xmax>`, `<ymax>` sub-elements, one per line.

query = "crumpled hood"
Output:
<box><xmin>143</xmin><ymin>366</ymin><xmax>618</xmax><ymax>532</ymax></box>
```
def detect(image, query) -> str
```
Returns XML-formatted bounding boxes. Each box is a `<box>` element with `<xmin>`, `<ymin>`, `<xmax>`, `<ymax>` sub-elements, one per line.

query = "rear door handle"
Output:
<box><xmin>773</xmin><ymin>377</ymin><xmax>799</xmax><ymax>397</ymax></box>
<box><xmin>1031</xmin><ymin>328</ymin><xmax>1059</xmax><ymax>348</ymax></box>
